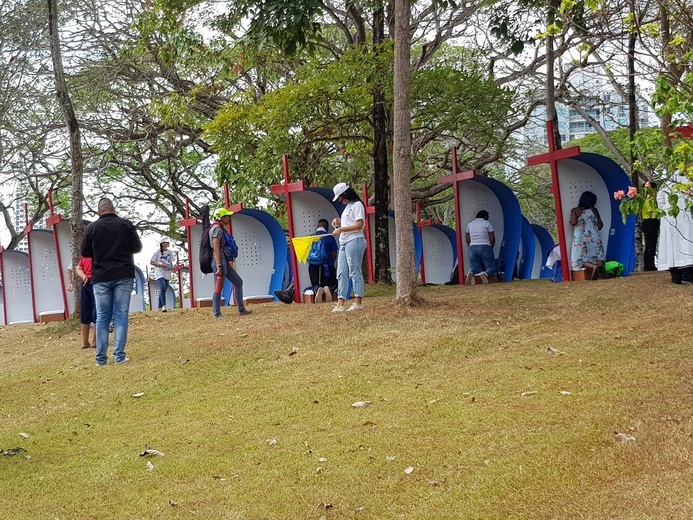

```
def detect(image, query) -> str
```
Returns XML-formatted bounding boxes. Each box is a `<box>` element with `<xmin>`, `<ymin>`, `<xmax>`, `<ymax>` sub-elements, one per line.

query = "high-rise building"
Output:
<box><xmin>523</xmin><ymin>71</ymin><xmax>656</xmax><ymax>147</ymax></box>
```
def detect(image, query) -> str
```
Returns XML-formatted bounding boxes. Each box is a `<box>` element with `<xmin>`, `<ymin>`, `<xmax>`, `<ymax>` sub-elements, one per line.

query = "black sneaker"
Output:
<box><xmin>239</xmin><ymin>309</ymin><xmax>253</xmax><ymax>316</ymax></box>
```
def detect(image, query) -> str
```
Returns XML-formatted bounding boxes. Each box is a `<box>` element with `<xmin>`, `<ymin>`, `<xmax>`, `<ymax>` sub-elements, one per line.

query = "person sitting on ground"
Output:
<box><xmin>75</xmin><ymin>257</ymin><xmax>96</xmax><ymax>349</ymax></box>
<box><xmin>569</xmin><ymin>191</ymin><xmax>605</xmax><ymax>280</ymax></box>
<box><xmin>150</xmin><ymin>236</ymin><xmax>175</xmax><ymax>312</ymax></box>
<box><xmin>465</xmin><ymin>210</ymin><xmax>496</xmax><ymax>285</ymax></box>
<box><xmin>308</xmin><ymin>219</ymin><xmax>338</xmax><ymax>303</ymax></box>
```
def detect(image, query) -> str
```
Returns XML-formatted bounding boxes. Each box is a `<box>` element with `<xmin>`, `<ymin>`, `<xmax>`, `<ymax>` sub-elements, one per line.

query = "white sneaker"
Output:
<box><xmin>323</xmin><ymin>287</ymin><xmax>333</xmax><ymax>303</ymax></box>
<box><xmin>465</xmin><ymin>271</ymin><xmax>475</xmax><ymax>286</ymax></box>
<box><xmin>332</xmin><ymin>306</ymin><xmax>345</xmax><ymax>313</ymax></box>
<box><xmin>115</xmin><ymin>357</ymin><xmax>130</xmax><ymax>365</ymax></box>
<box><xmin>161</xmin><ymin>306</ymin><xmax>167</xmax><ymax>312</ymax></box>
<box><xmin>346</xmin><ymin>304</ymin><xmax>364</xmax><ymax>311</ymax></box>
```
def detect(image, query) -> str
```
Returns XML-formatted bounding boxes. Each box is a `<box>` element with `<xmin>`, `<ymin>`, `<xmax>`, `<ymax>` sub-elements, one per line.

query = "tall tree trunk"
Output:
<box><xmin>628</xmin><ymin>0</ymin><xmax>643</xmax><ymax>270</ymax></box>
<box><xmin>659</xmin><ymin>0</ymin><xmax>676</xmax><ymax>149</ymax></box>
<box><xmin>373</xmin><ymin>0</ymin><xmax>391</xmax><ymax>284</ymax></box>
<box><xmin>546</xmin><ymin>2</ymin><xmax>562</xmax><ymax>149</ymax></box>
<box><xmin>393</xmin><ymin>0</ymin><xmax>417</xmax><ymax>304</ymax></box>
<box><xmin>48</xmin><ymin>0</ymin><xmax>84</xmax><ymax>315</ymax></box>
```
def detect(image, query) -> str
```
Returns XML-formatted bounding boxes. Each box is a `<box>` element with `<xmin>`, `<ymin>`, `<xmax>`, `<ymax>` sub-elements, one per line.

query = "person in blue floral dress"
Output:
<box><xmin>569</xmin><ymin>191</ymin><xmax>605</xmax><ymax>280</ymax></box>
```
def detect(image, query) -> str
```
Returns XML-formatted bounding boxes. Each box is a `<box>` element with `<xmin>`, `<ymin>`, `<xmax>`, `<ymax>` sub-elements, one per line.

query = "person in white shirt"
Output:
<box><xmin>465</xmin><ymin>210</ymin><xmax>496</xmax><ymax>285</ymax></box>
<box><xmin>330</xmin><ymin>182</ymin><xmax>366</xmax><ymax>312</ymax></box>
<box><xmin>150</xmin><ymin>237</ymin><xmax>175</xmax><ymax>311</ymax></box>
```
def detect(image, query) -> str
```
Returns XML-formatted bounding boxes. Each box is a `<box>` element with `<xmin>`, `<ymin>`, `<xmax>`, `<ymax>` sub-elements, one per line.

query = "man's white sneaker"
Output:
<box><xmin>332</xmin><ymin>306</ymin><xmax>345</xmax><ymax>313</ymax></box>
<box><xmin>346</xmin><ymin>304</ymin><xmax>364</xmax><ymax>311</ymax></box>
<box><xmin>115</xmin><ymin>357</ymin><xmax>130</xmax><ymax>365</ymax></box>
<box><xmin>161</xmin><ymin>306</ymin><xmax>167</xmax><ymax>312</ymax></box>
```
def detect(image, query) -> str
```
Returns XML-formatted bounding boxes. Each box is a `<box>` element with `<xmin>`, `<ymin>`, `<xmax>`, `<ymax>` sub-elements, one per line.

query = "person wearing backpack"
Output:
<box><xmin>308</xmin><ymin>219</ymin><xmax>338</xmax><ymax>303</ymax></box>
<box><xmin>210</xmin><ymin>207</ymin><xmax>252</xmax><ymax>318</ymax></box>
<box><xmin>330</xmin><ymin>183</ymin><xmax>367</xmax><ymax>312</ymax></box>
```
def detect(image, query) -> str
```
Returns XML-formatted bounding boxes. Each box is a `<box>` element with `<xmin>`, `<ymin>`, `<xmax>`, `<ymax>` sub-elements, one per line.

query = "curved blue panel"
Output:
<box><xmin>530</xmin><ymin>224</ymin><xmax>555</xmax><ymax>279</ymax></box>
<box><xmin>308</xmin><ymin>186</ymin><xmax>345</xmax><ymax>213</ymax></box>
<box><xmin>470</xmin><ymin>177</ymin><xmax>522</xmax><ymax>282</ymax></box>
<box><xmin>431</xmin><ymin>223</ymin><xmax>458</xmax><ymax>266</ymax></box>
<box><xmin>575</xmin><ymin>153</ymin><xmax>636</xmax><ymax>274</ymax></box>
<box><xmin>133</xmin><ymin>266</ymin><xmax>147</xmax><ymax>310</ymax></box>
<box><xmin>220</xmin><ymin>208</ymin><xmax>288</xmax><ymax>304</ymax></box>
<box><xmin>388</xmin><ymin>210</ymin><xmax>423</xmax><ymax>274</ymax></box>
<box><xmin>243</xmin><ymin>208</ymin><xmax>288</xmax><ymax>297</ymax></box>
<box><xmin>518</xmin><ymin>216</ymin><xmax>535</xmax><ymax>279</ymax></box>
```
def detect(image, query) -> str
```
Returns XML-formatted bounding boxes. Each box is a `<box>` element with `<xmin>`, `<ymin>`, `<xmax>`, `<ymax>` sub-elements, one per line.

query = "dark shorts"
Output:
<box><xmin>80</xmin><ymin>280</ymin><xmax>96</xmax><ymax>324</ymax></box>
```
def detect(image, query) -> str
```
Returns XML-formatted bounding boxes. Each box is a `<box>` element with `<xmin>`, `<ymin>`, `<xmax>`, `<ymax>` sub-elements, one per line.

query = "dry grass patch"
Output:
<box><xmin>0</xmin><ymin>271</ymin><xmax>691</xmax><ymax>519</ymax></box>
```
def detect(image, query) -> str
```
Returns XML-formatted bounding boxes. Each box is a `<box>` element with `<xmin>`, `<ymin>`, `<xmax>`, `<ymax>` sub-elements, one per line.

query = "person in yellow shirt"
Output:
<box><xmin>641</xmin><ymin>182</ymin><xmax>660</xmax><ymax>271</ymax></box>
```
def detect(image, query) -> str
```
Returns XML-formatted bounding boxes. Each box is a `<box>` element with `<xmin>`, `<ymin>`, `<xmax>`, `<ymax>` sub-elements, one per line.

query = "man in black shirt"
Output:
<box><xmin>82</xmin><ymin>198</ymin><xmax>142</xmax><ymax>365</ymax></box>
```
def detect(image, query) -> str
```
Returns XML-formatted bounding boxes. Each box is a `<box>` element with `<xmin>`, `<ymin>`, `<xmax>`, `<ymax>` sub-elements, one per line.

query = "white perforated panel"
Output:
<box><xmin>291</xmin><ymin>191</ymin><xmax>339</xmax><ymax>298</ymax></box>
<box><xmin>29</xmin><ymin>230</ymin><xmax>65</xmax><ymax>317</ymax></box>
<box><xmin>231</xmin><ymin>213</ymin><xmax>275</xmax><ymax>298</ymax></box>
<box><xmin>2</xmin><ymin>250</ymin><xmax>34</xmax><ymax>324</ymax></box>
<box><xmin>189</xmin><ymin>223</ymin><xmax>216</xmax><ymax>304</ymax></box>
<box><xmin>147</xmin><ymin>279</ymin><xmax>177</xmax><ymax>309</ymax></box>
<box><xmin>557</xmin><ymin>159</ymin><xmax>611</xmax><ymax>257</ymax></box>
<box><xmin>458</xmin><ymin>182</ymin><xmax>503</xmax><ymax>274</ymax></box>
<box><xmin>55</xmin><ymin>220</ymin><xmax>76</xmax><ymax>315</ymax></box>
<box><xmin>421</xmin><ymin>227</ymin><xmax>454</xmax><ymax>284</ymax></box>
<box><xmin>531</xmin><ymin>235</ymin><xmax>543</xmax><ymax>278</ymax></box>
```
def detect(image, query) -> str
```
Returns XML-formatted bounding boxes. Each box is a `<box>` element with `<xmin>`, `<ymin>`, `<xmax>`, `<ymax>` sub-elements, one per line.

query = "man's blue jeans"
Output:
<box><xmin>93</xmin><ymin>278</ymin><xmax>134</xmax><ymax>365</ymax></box>
<box><xmin>337</xmin><ymin>237</ymin><xmax>366</xmax><ymax>300</ymax></box>
<box><xmin>156</xmin><ymin>277</ymin><xmax>170</xmax><ymax>309</ymax></box>
<box><xmin>469</xmin><ymin>244</ymin><xmax>497</xmax><ymax>276</ymax></box>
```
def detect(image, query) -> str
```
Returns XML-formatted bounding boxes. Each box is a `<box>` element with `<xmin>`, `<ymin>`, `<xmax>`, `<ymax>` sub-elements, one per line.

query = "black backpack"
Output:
<box><xmin>198</xmin><ymin>205</ymin><xmax>214</xmax><ymax>274</ymax></box>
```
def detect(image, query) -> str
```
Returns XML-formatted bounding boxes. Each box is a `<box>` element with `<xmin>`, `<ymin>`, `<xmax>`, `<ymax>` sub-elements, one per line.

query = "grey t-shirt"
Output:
<box><xmin>209</xmin><ymin>224</ymin><xmax>231</xmax><ymax>263</ymax></box>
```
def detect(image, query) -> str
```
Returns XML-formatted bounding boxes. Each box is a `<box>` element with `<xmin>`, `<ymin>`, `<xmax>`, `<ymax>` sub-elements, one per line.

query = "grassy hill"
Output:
<box><xmin>1</xmin><ymin>272</ymin><xmax>691</xmax><ymax>519</ymax></box>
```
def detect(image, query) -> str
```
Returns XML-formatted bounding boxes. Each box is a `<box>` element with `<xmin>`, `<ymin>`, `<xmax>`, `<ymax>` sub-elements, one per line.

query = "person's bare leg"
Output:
<box><xmin>81</xmin><ymin>323</ymin><xmax>92</xmax><ymax>348</ymax></box>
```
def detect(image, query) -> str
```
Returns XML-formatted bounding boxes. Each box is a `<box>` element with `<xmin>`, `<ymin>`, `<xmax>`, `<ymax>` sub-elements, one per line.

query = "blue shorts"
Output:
<box><xmin>80</xmin><ymin>280</ymin><xmax>96</xmax><ymax>325</ymax></box>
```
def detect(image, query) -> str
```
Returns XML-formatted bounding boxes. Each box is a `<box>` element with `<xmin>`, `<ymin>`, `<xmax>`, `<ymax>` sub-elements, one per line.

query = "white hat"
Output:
<box><xmin>332</xmin><ymin>182</ymin><xmax>348</xmax><ymax>201</ymax></box>
<box><xmin>160</xmin><ymin>236</ymin><xmax>171</xmax><ymax>244</ymax></box>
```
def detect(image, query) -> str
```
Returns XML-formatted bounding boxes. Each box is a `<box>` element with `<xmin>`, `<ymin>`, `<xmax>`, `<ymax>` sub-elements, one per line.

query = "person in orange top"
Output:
<box><xmin>75</xmin><ymin>257</ymin><xmax>96</xmax><ymax>349</ymax></box>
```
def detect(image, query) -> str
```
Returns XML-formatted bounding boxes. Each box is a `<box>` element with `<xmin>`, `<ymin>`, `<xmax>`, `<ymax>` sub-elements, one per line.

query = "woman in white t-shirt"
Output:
<box><xmin>464</xmin><ymin>210</ymin><xmax>496</xmax><ymax>285</ymax></box>
<box><xmin>150</xmin><ymin>237</ymin><xmax>175</xmax><ymax>311</ymax></box>
<box><xmin>330</xmin><ymin>182</ymin><xmax>367</xmax><ymax>312</ymax></box>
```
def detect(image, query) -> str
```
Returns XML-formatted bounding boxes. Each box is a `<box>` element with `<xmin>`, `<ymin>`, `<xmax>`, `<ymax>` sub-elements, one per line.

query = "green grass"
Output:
<box><xmin>1</xmin><ymin>272</ymin><xmax>691</xmax><ymax>519</ymax></box>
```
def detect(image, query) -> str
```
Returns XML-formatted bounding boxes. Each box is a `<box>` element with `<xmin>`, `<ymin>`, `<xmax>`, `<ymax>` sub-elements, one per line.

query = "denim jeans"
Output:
<box><xmin>212</xmin><ymin>259</ymin><xmax>245</xmax><ymax>316</ymax></box>
<box><xmin>469</xmin><ymin>244</ymin><xmax>496</xmax><ymax>276</ymax></box>
<box><xmin>93</xmin><ymin>277</ymin><xmax>134</xmax><ymax>365</ymax></box>
<box><xmin>157</xmin><ymin>277</ymin><xmax>170</xmax><ymax>309</ymax></box>
<box><xmin>337</xmin><ymin>237</ymin><xmax>366</xmax><ymax>300</ymax></box>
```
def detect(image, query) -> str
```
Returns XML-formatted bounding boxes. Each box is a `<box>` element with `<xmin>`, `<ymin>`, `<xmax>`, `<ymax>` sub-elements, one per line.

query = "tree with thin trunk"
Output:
<box><xmin>392</xmin><ymin>0</ymin><xmax>418</xmax><ymax>305</ymax></box>
<box><xmin>47</xmin><ymin>0</ymin><xmax>84</xmax><ymax>313</ymax></box>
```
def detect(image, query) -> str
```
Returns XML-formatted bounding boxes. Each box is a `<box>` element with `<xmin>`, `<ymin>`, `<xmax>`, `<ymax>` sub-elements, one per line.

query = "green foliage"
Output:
<box><xmin>614</xmin><ymin>184</ymin><xmax>665</xmax><ymax>224</ymax></box>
